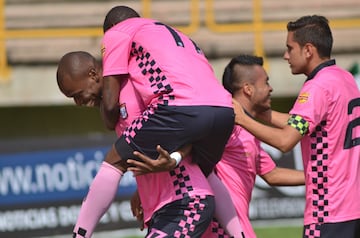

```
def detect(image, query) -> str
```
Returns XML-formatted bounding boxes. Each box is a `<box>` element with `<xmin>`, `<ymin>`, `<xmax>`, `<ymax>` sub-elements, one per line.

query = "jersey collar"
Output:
<box><xmin>306</xmin><ymin>59</ymin><xmax>336</xmax><ymax>81</ymax></box>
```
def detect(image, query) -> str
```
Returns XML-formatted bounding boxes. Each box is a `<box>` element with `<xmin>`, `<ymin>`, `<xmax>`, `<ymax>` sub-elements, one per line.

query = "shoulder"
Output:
<box><xmin>108</xmin><ymin>18</ymin><xmax>151</xmax><ymax>34</ymax></box>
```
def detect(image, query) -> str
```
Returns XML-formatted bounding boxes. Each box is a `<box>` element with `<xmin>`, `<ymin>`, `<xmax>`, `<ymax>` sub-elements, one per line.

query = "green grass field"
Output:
<box><xmin>49</xmin><ymin>224</ymin><xmax>303</xmax><ymax>238</ymax></box>
<box><xmin>254</xmin><ymin>226</ymin><xmax>302</xmax><ymax>237</ymax></box>
<box><xmin>119</xmin><ymin>226</ymin><xmax>303</xmax><ymax>238</ymax></box>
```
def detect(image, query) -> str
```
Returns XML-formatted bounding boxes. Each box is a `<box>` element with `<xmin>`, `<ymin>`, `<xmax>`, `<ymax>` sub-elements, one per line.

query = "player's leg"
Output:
<box><xmin>132</xmin><ymin>105</ymin><xmax>244</xmax><ymax>237</ymax></box>
<box><xmin>188</xmin><ymin>106</ymin><xmax>245</xmax><ymax>238</ymax></box>
<box><xmin>146</xmin><ymin>195</ymin><xmax>215</xmax><ymax>237</ymax></box>
<box><xmin>73</xmin><ymin>79</ymin><xmax>144</xmax><ymax>237</ymax></box>
<box><xmin>73</xmin><ymin>103</ymin><xmax>187</xmax><ymax>237</ymax></box>
<box><xmin>121</xmin><ymin>105</ymin><xmax>244</xmax><ymax>236</ymax></box>
<box><xmin>116</xmin><ymin>105</ymin><xmax>193</xmax><ymax>160</ymax></box>
<box><xmin>207</xmin><ymin>172</ymin><xmax>245</xmax><ymax>238</ymax></box>
<box><xmin>73</xmin><ymin>145</ymin><xmax>128</xmax><ymax>238</ymax></box>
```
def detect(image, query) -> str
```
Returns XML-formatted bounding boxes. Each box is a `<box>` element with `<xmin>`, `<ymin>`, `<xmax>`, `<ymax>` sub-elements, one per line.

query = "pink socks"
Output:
<box><xmin>207</xmin><ymin>172</ymin><xmax>244</xmax><ymax>238</ymax></box>
<box><xmin>73</xmin><ymin>162</ymin><xmax>123</xmax><ymax>238</ymax></box>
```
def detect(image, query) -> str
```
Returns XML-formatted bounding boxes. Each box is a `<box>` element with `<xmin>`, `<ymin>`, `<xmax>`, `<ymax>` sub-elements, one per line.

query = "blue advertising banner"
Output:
<box><xmin>0</xmin><ymin>147</ymin><xmax>136</xmax><ymax>206</ymax></box>
<box><xmin>0</xmin><ymin>144</ymin><xmax>138</xmax><ymax>237</ymax></box>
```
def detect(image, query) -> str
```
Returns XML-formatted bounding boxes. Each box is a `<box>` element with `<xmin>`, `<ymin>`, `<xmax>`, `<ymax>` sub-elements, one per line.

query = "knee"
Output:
<box><xmin>105</xmin><ymin>144</ymin><xmax>128</xmax><ymax>172</ymax></box>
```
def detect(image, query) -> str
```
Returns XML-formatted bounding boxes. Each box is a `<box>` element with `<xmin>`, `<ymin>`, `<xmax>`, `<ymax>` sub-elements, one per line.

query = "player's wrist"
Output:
<box><xmin>170</xmin><ymin>151</ymin><xmax>182</xmax><ymax>167</ymax></box>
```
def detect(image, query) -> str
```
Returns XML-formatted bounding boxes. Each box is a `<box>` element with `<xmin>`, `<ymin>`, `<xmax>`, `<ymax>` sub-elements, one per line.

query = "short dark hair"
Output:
<box><xmin>222</xmin><ymin>54</ymin><xmax>263</xmax><ymax>95</ymax></box>
<box><xmin>287</xmin><ymin>15</ymin><xmax>333</xmax><ymax>58</ymax></box>
<box><xmin>103</xmin><ymin>6</ymin><xmax>140</xmax><ymax>33</ymax></box>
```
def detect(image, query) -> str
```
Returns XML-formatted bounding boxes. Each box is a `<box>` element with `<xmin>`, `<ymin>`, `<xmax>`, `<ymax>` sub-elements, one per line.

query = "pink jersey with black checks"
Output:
<box><xmin>136</xmin><ymin>158</ymin><xmax>214</xmax><ymax>226</ymax></box>
<box><xmin>102</xmin><ymin>18</ymin><xmax>232</xmax><ymax>108</ymax></box>
<box><xmin>115</xmin><ymin>78</ymin><xmax>145</xmax><ymax>135</ymax></box>
<box><xmin>289</xmin><ymin>61</ymin><xmax>360</xmax><ymax>225</ymax></box>
<box><xmin>215</xmin><ymin>125</ymin><xmax>276</xmax><ymax>238</ymax></box>
<box><xmin>115</xmin><ymin>79</ymin><xmax>214</xmax><ymax>227</ymax></box>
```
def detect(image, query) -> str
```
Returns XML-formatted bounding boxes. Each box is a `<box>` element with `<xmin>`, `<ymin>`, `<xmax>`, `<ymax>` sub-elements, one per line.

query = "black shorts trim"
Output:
<box><xmin>146</xmin><ymin>195</ymin><xmax>215</xmax><ymax>237</ymax></box>
<box><xmin>303</xmin><ymin>218</ymin><xmax>360</xmax><ymax>238</ymax></box>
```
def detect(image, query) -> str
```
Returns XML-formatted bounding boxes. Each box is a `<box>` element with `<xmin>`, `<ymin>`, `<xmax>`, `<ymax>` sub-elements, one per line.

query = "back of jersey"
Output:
<box><xmin>102</xmin><ymin>18</ymin><xmax>232</xmax><ymax>107</ymax></box>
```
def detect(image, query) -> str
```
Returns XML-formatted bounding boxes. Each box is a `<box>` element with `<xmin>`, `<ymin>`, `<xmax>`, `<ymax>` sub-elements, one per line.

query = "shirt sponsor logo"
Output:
<box><xmin>297</xmin><ymin>92</ymin><xmax>309</xmax><ymax>104</ymax></box>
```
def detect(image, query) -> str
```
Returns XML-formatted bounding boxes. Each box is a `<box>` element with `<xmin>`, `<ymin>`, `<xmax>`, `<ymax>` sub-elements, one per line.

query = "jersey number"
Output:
<box><xmin>344</xmin><ymin>98</ymin><xmax>360</xmax><ymax>149</ymax></box>
<box><xmin>155</xmin><ymin>22</ymin><xmax>202</xmax><ymax>54</ymax></box>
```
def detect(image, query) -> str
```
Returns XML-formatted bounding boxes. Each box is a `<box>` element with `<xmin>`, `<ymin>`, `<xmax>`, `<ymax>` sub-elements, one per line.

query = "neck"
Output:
<box><xmin>233</xmin><ymin>95</ymin><xmax>255</xmax><ymax>117</ymax></box>
<box><xmin>305</xmin><ymin>57</ymin><xmax>331</xmax><ymax>76</ymax></box>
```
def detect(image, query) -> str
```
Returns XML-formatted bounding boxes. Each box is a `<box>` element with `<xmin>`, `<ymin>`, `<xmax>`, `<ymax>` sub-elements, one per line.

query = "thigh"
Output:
<box><xmin>113</xmin><ymin>105</ymin><xmax>234</xmax><ymax>173</ymax></box>
<box><xmin>146</xmin><ymin>195</ymin><xmax>215</xmax><ymax>238</ymax></box>
<box><xmin>190</xmin><ymin>106</ymin><xmax>234</xmax><ymax>176</ymax></box>
<box><xmin>142</xmin><ymin>105</ymin><xmax>235</xmax><ymax>176</ymax></box>
<box><xmin>114</xmin><ymin>105</ymin><xmax>193</xmax><ymax>162</ymax></box>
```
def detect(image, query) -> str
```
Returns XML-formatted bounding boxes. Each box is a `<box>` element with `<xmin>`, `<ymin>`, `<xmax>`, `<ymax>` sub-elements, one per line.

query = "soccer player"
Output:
<box><xmin>100</xmin><ymin>5</ymin><xmax>234</xmax><ymax>179</ymax></box>
<box><xmin>214</xmin><ymin>54</ymin><xmax>305</xmax><ymax>237</ymax></box>
<box><xmin>57</xmin><ymin>49</ymin><xmax>240</xmax><ymax>237</ymax></box>
<box><xmin>233</xmin><ymin>15</ymin><xmax>360</xmax><ymax>237</ymax></box>
<box><xmin>101</xmin><ymin>5</ymin><xmax>243</xmax><ymax>237</ymax></box>
<box><xmin>56</xmin><ymin>51</ymin><xmax>220</xmax><ymax>237</ymax></box>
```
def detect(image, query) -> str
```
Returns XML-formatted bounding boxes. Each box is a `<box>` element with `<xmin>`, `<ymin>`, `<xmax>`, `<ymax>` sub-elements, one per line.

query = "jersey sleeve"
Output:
<box><xmin>102</xmin><ymin>29</ymin><xmax>132</xmax><ymax>77</ymax></box>
<box><xmin>289</xmin><ymin>81</ymin><xmax>328</xmax><ymax>135</ymax></box>
<box><xmin>256</xmin><ymin>143</ymin><xmax>276</xmax><ymax>176</ymax></box>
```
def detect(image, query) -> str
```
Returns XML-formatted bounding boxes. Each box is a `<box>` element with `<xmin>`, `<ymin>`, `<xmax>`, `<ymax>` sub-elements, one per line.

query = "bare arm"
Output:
<box><xmin>130</xmin><ymin>189</ymin><xmax>144</xmax><ymax>230</ymax></box>
<box><xmin>233</xmin><ymin>99</ymin><xmax>302</xmax><ymax>152</ymax></box>
<box><xmin>261</xmin><ymin>167</ymin><xmax>305</xmax><ymax>186</ymax></box>
<box><xmin>257</xmin><ymin>110</ymin><xmax>290</xmax><ymax>128</ymax></box>
<box><xmin>101</xmin><ymin>75</ymin><xmax>126</xmax><ymax>130</ymax></box>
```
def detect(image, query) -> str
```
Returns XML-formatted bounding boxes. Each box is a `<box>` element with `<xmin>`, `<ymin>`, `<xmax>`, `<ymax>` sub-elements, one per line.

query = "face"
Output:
<box><xmin>283</xmin><ymin>31</ymin><xmax>308</xmax><ymax>75</ymax></box>
<box><xmin>250</xmin><ymin>65</ymin><xmax>273</xmax><ymax>113</ymax></box>
<box><xmin>60</xmin><ymin>72</ymin><xmax>102</xmax><ymax>107</ymax></box>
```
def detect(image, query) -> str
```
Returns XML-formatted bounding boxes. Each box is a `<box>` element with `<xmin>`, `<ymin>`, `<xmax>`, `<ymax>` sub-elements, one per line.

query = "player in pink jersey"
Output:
<box><xmin>100</xmin><ymin>5</ymin><xmax>235</xmax><ymax>179</ymax></box>
<box><xmin>99</xmin><ymin>5</ymin><xmax>243</xmax><ymax>238</ymax></box>
<box><xmin>233</xmin><ymin>16</ymin><xmax>360</xmax><ymax>237</ymax></box>
<box><xmin>56</xmin><ymin>51</ymin><xmax>221</xmax><ymax>237</ymax></box>
<box><xmin>214</xmin><ymin>54</ymin><xmax>305</xmax><ymax>237</ymax></box>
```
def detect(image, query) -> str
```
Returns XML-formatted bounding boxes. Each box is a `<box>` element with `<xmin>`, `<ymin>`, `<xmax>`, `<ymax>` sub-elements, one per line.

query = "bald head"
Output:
<box><xmin>56</xmin><ymin>51</ymin><xmax>103</xmax><ymax>107</ymax></box>
<box><xmin>56</xmin><ymin>51</ymin><xmax>97</xmax><ymax>95</ymax></box>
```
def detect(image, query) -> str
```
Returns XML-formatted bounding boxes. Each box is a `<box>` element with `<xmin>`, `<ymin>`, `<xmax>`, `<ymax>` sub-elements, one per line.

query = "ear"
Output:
<box><xmin>303</xmin><ymin>43</ymin><xmax>314</xmax><ymax>58</ymax></box>
<box><xmin>243</xmin><ymin>82</ymin><xmax>253</xmax><ymax>97</ymax></box>
<box><xmin>89</xmin><ymin>68</ymin><xmax>100</xmax><ymax>82</ymax></box>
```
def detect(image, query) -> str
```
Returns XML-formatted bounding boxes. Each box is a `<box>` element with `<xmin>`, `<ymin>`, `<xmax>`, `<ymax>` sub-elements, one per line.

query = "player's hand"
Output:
<box><xmin>130</xmin><ymin>190</ymin><xmax>144</xmax><ymax>231</ymax></box>
<box><xmin>232</xmin><ymin>98</ymin><xmax>246</xmax><ymax>125</ymax></box>
<box><xmin>127</xmin><ymin>145</ymin><xmax>177</xmax><ymax>175</ymax></box>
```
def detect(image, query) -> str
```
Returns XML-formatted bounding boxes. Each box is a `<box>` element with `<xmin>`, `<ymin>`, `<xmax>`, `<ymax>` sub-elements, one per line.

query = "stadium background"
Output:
<box><xmin>0</xmin><ymin>0</ymin><xmax>359</xmax><ymax>237</ymax></box>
